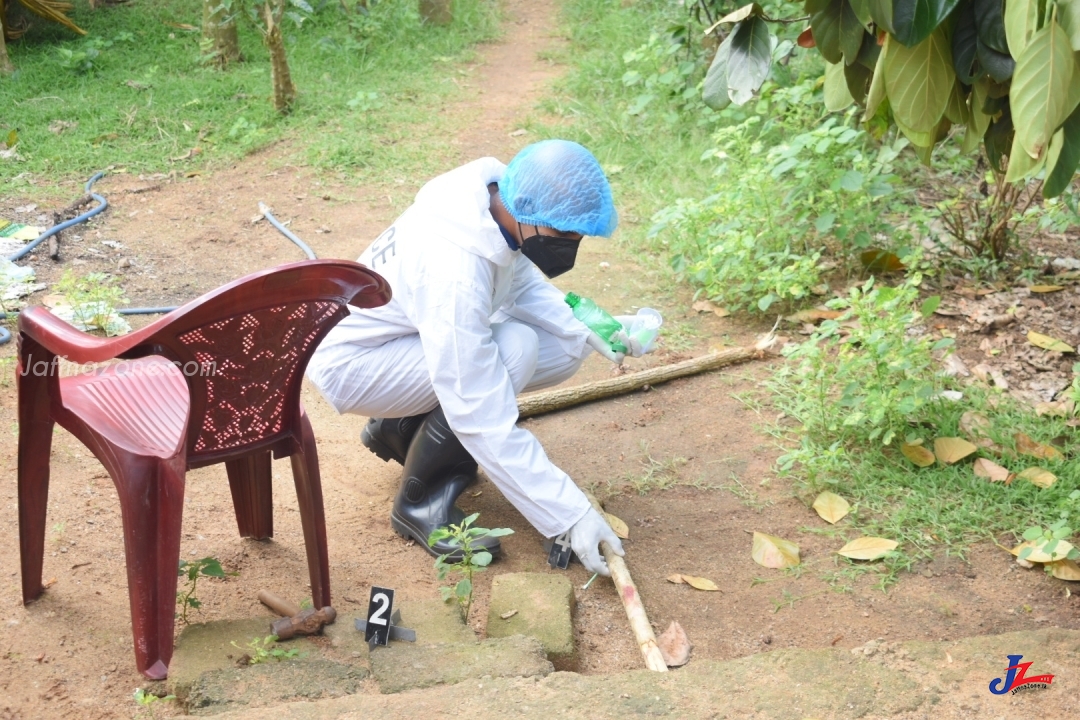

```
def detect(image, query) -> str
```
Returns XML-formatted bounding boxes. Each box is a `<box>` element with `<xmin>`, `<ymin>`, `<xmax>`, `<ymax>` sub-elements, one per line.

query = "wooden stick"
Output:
<box><xmin>585</xmin><ymin>492</ymin><xmax>668</xmax><ymax>672</ymax></box>
<box><xmin>517</xmin><ymin>346</ymin><xmax>762</xmax><ymax>419</ymax></box>
<box><xmin>258</xmin><ymin>589</ymin><xmax>300</xmax><ymax>618</ymax></box>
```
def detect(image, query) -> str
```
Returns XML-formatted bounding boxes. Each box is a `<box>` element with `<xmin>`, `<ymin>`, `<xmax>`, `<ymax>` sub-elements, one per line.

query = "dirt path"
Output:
<box><xmin>2</xmin><ymin>0</ymin><xmax>1079</xmax><ymax>718</ymax></box>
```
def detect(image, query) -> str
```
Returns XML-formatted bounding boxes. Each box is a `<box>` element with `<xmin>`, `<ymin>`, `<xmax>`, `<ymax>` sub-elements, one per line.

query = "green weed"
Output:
<box><xmin>231</xmin><ymin>634</ymin><xmax>300</xmax><ymax>664</ymax></box>
<box><xmin>176</xmin><ymin>556</ymin><xmax>229</xmax><ymax>625</ymax></box>
<box><xmin>133</xmin><ymin>687</ymin><xmax>175</xmax><ymax>720</ymax></box>
<box><xmin>428</xmin><ymin>513</ymin><xmax>513</xmax><ymax>623</ymax></box>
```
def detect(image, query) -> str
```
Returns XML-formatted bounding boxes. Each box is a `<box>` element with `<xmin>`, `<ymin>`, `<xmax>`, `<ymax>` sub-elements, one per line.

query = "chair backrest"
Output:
<box><xmin>132</xmin><ymin>260</ymin><xmax>389</xmax><ymax>466</ymax></box>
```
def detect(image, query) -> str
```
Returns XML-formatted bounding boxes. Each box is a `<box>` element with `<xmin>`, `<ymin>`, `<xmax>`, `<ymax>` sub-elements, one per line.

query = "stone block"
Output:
<box><xmin>323</xmin><ymin>597</ymin><xmax>476</xmax><ymax>657</ymax></box>
<box><xmin>369</xmin><ymin>635</ymin><xmax>552</xmax><ymax>694</ymax></box>
<box><xmin>486</xmin><ymin>572</ymin><xmax>576</xmax><ymax>669</ymax></box>
<box><xmin>185</xmin><ymin>659</ymin><xmax>367</xmax><ymax>716</ymax></box>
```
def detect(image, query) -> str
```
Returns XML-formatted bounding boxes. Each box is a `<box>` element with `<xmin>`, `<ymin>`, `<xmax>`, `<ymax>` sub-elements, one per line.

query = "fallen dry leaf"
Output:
<box><xmin>837</xmin><ymin>537</ymin><xmax>899</xmax><ymax>561</ymax></box>
<box><xmin>1028</xmin><ymin>285</ymin><xmax>1065</xmax><ymax>293</ymax></box>
<box><xmin>656</xmin><ymin>620</ymin><xmax>692</xmax><ymax>667</ymax></box>
<box><xmin>1035</xmin><ymin>399</ymin><xmax>1076</xmax><ymax>417</ymax></box>
<box><xmin>751</xmin><ymin>532</ymin><xmax>801</xmax><ymax>569</ymax></box>
<box><xmin>500</xmin><ymin>609</ymin><xmax>518</xmax><ymax>620</ymax></box>
<box><xmin>666</xmin><ymin>573</ymin><xmax>685</xmax><ymax>584</ymax></box>
<box><xmin>933</xmin><ymin>437</ymin><xmax>977</xmax><ymax>464</ymax></box>
<box><xmin>786</xmin><ymin>308</ymin><xmax>844</xmax><ymax>324</ymax></box>
<box><xmin>1017</xmin><ymin>467</ymin><xmax>1057</xmax><ymax>488</ymax></box>
<box><xmin>681</xmin><ymin>575</ymin><xmax>720</xmax><ymax>591</ymax></box>
<box><xmin>901</xmin><ymin>442</ymin><xmax>936</xmax><ymax>467</ymax></box>
<box><xmin>812</xmin><ymin>491</ymin><xmax>850</xmax><ymax>524</ymax></box>
<box><xmin>1027</xmin><ymin>331</ymin><xmax>1075</xmax><ymax>353</ymax></box>
<box><xmin>1048</xmin><ymin>559</ymin><xmax>1080</xmax><ymax>581</ymax></box>
<box><xmin>606</xmin><ymin>512</ymin><xmax>629</xmax><ymax>540</ymax></box>
<box><xmin>860</xmin><ymin>249</ymin><xmax>905</xmax><ymax>272</ymax></box>
<box><xmin>1015</xmin><ymin>433</ymin><xmax>1065</xmax><ymax>462</ymax></box>
<box><xmin>1012</xmin><ymin>539</ymin><xmax>1076</xmax><ymax>563</ymax></box>
<box><xmin>972</xmin><ymin>458</ymin><xmax>1012</xmax><ymax>483</ymax></box>
<box><xmin>959</xmin><ymin>411</ymin><xmax>992</xmax><ymax>438</ymax></box>
<box><xmin>691</xmin><ymin>299</ymin><xmax>730</xmax><ymax>318</ymax></box>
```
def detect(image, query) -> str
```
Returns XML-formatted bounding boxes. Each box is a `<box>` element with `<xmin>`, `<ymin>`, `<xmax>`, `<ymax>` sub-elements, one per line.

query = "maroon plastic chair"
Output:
<box><xmin>16</xmin><ymin>259</ymin><xmax>390</xmax><ymax>679</ymax></box>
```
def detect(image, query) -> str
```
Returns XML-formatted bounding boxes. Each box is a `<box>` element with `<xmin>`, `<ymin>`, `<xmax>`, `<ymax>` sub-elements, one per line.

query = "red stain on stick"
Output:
<box><xmin>624</xmin><ymin>586</ymin><xmax>636</xmax><ymax>601</ymax></box>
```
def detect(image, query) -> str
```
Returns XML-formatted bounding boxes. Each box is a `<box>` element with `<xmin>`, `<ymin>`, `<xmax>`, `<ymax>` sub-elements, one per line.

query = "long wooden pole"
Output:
<box><xmin>517</xmin><ymin>346</ymin><xmax>761</xmax><ymax>419</ymax></box>
<box><xmin>585</xmin><ymin>492</ymin><xmax>668</xmax><ymax>672</ymax></box>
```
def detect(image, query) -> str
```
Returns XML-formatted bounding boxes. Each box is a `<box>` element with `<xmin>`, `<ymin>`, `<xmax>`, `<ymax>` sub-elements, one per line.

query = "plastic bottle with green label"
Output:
<box><xmin>565</xmin><ymin>292</ymin><xmax>627</xmax><ymax>353</ymax></box>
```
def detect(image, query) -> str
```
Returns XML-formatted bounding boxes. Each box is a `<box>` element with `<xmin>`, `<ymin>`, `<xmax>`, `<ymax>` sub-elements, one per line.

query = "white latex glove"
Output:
<box><xmin>586</xmin><ymin>331</ymin><xmax>625</xmax><ymax>364</ymax></box>
<box><xmin>613</xmin><ymin>315</ymin><xmax>651</xmax><ymax>358</ymax></box>
<box><xmin>568</xmin><ymin>507</ymin><xmax>625</xmax><ymax>577</ymax></box>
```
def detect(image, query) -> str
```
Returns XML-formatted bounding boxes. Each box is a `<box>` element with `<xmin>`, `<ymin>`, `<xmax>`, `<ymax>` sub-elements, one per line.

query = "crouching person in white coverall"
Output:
<box><xmin>306</xmin><ymin>139</ymin><xmax>651</xmax><ymax>576</ymax></box>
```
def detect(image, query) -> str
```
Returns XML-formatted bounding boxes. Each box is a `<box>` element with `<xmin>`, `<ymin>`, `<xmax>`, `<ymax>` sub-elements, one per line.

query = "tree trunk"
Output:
<box><xmin>0</xmin><ymin>8</ymin><xmax>14</xmax><ymax>75</ymax></box>
<box><xmin>202</xmin><ymin>0</ymin><xmax>241</xmax><ymax>68</ymax></box>
<box><xmin>419</xmin><ymin>0</ymin><xmax>452</xmax><ymax>25</ymax></box>
<box><xmin>263</xmin><ymin>0</ymin><xmax>296</xmax><ymax>114</ymax></box>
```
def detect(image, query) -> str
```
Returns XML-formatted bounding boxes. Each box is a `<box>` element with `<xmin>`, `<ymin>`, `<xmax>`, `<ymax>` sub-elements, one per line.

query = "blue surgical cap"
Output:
<box><xmin>499</xmin><ymin>140</ymin><xmax>618</xmax><ymax>238</ymax></box>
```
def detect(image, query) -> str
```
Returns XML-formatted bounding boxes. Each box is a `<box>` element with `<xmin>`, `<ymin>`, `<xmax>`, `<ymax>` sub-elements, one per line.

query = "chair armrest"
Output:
<box><xmin>17</xmin><ymin>306</ymin><xmax>164</xmax><ymax>364</ymax></box>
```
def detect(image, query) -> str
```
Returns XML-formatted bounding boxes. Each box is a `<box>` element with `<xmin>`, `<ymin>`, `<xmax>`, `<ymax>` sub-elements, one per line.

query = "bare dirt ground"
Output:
<box><xmin>2</xmin><ymin>0</ymin><xmax>1079</xmax><ymax>718</ymax></box>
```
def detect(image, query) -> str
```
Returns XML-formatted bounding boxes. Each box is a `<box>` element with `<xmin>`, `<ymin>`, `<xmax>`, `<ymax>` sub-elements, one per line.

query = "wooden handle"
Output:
<box><xmin>258</xmin><ymin>589</ymin><xmax>300</xmax><ymax>618</ymax></box>
<box><xmin>586</xmin><ymin>493</ymin><xmax>668</xmax><ymax>672</ymax></box>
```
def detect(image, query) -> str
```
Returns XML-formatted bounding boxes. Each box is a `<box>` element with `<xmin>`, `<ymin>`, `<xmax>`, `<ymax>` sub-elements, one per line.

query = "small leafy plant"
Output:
<box><xmin>1019</xmin><ymin>520</ymin><xmax>1080</xmax><ymax>564</ymax></box>
<box><xmin>231</xmin><ymin>634</ymin><xmax>301</xmax><ymax>664</ymax></box>
<box><xmin>133</xmin><ymin>687</ymin><xmax>175</xmax><ymax>720</ymax></box>
<box><xmin>428</xmin><ymin>513</ymin><xmax>513</xmax><ymax>623</ymax></box>
<box><xmin>176</xmin><ymin>556</ymin><xmax>228</xmax><ymax>625</ymax></box>
<box><xmin>54</xmin><ymin>270</ymin><xmax>129</xmax><ymax>336</ymax></box>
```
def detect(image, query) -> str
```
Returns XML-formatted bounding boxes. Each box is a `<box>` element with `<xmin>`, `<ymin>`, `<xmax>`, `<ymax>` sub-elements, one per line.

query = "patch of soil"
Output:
<box><xmin>1</xmin><ymin>1</ymin><xmax>1079</xmax><ymax>718</ymax></box>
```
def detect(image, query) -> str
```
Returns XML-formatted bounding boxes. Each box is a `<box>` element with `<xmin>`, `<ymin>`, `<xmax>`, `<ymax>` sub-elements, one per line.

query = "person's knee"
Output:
<box><xmin>491</xmin><ymin>322</ymin><xmax>540</xmax><ymax>394</ymax></box>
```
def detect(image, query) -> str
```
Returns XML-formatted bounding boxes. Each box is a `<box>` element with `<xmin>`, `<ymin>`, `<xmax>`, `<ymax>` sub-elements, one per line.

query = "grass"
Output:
<box><xmin>1</xmin><ymin>0</ymin><xmax>500</xmax><ymax>192</ymax></box>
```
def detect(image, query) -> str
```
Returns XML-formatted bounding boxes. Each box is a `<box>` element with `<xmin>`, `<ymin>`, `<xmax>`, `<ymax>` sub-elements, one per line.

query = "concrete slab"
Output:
<box><xmin>369</xmin><ymin>635</ymin><xmax>552</xmax><ymax>694</ymax></box>
<box><xmin>178</xmin><ymin>628</ymin><xmax>1080</xmax><ymax>720</ymax></box>
<box><xmin>185</xmin><ymin>659</ymin><xmax>367</xmax><ymax>716</ymax></box>
<box><xmin>323</xmin><ymin>597</ymin><xmax>476</xmax><ymax>659</ymax></box>
<box><xmin>486</xmin><ymin>572</ymin><xmax>576</xmax><ymax>669</ymax></box>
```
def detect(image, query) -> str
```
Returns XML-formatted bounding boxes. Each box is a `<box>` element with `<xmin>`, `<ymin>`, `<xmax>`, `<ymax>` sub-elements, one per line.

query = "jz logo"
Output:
<box><xmin>988</xmin><ymin>654</ymin><xmax>1054</xmax><ymax>695</ymax></box>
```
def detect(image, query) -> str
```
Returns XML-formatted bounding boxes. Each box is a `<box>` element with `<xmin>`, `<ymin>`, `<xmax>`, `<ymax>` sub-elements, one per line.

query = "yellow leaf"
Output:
<box><xmin>751</xmin><ymin>532</ymin><xmax>801</xmax><ymax>569</ymax></box>
<box><xmin>1028</xmin><ymin>331</ymin><xmax>1075</xmax><ymax>353</ymax></box>
<box><xmin>691</xmin><ymin>300</ymin><xmax>730</xmax><ymax>318</ymax></box>
<box><xmin>666</xmin><ymin>574</ymin><xmax>685</xmax><ymax>584</ymax></box>
<box><xmin>1017</xmin><ymin>467</ymin><xmax>1057</xmax><ymax>488</ymax></box>
<box><xmin>1015</xmin><ymin>432</ymin><xmax>1065</xmax><ymax>461</ymax></box>
<box><xmin>812</xmin><ymin>491</ymin><xmax>850</xmax><ymax>524</ymax></box>
<box><xmin>1048</xmin><ymin>559</ymin><xmax>1080</xmax><ymax>581</ymax></box>
<box><xmin>972</xmin><ymin>458</ymin><xmax>1012</xmax><ymax>483</ymax></box>
<box><xmin>901</xmin><ymin>442</ymin><xmax>936</xmax><ymax>467</ymax></box>
<box><xmin>605</xmin><ymin>512</ymin><xmax>629</xmax><ymax>540</ymax></box>
<box><xmin>959</xmin><ymin>411</ymin><xmax>992</xmax><ymax>438</ymax></box>
<box><xmin>837</xmin><ymin>537</ymin><xmax>899</xmax><ymax>560</ymax></box>
<box><xmin>1011</xmin><ymin>538</ymin><xmax>1076</xmax><ymax>563</ymax></box>
<box><xmin>1029</xmin><ymin>285</ymin><xmax>1065</xmax><ymax>293</ymax></box>
<box><xmin>933</xmin><ymin>437</ymin><xmax>977</xmax><ymax>464</ymax></box>
<box><xmin>681</xmin><ymin>575</ymin><xmax>720</xmax><ymax>591</ymax></box>
<box><xmin>786</xmin><ymin>308</ymin><xmax>844</xmax><ymax>324</ymax></box>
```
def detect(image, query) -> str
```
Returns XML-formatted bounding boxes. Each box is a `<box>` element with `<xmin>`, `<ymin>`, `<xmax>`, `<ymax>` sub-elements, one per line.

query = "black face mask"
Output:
<box><xmin>517</xmin><ymin>222</ymin><xmax>580</xmax><ymax>278</ymax></box>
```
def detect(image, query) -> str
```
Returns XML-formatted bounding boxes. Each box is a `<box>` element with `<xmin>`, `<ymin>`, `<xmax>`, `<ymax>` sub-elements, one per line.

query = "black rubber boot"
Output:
<box><xmin>390</xmin><ymin>407</ymin><xmax>502</xmax><ymax>560</ymax></box>
<box><xmin>361</xmin><ymin>412</ymin><xmax>429</xmax><ymax>465</ymax></box>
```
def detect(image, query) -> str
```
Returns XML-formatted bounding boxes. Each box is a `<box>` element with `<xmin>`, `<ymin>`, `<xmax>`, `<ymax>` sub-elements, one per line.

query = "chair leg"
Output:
<box><xmin>112</xmin><ymin>452</ymin><xmax>187</xmax><ymax>680</ymax></box>
<box><xmin>17</xmin><ymin>341</ymin><xmax>56</xmax><ymax>604</ymax></box>
<box><xmin>225</xmin><ymin>451</ymin><xmax>274</xmax><ymax>539</ymax></box>
<box><xmin>290</xmin><ymin>408</ymin><xmax>331</xmax><ymax>608</ymax></box>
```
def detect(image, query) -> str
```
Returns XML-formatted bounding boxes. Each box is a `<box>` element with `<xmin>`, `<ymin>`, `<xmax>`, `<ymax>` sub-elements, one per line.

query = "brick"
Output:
<box><xmin>485</xmin><ymin>572</ymin><xmax>576</xmax><ymax>669</ymax></box>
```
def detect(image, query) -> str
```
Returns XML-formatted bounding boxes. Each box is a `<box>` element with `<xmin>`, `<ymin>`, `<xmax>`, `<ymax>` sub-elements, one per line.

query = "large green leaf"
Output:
<box><xmin>1004</xmin><ymin>0</ymin><xmax>1041</xmax><ymax>58</ymax></box>
<box><xmin>825</xmin><ymin>60</ymin><xmax>856</xmax><ymax>110</ymax></box>
<box><xmin>703</xmin><ymin>33</ymin><xmax>734</xmax><ymax>110</ymax></box>
<box><xmin>868</xmin><ymin>0</ymin><xmax>897</xmax><ymax>34</ymax></box>
<box><xmin>962</xmin><ymin>78</ymin><xmax>992</xmax><ymax>152</ymax></box>
<box><xmin>984</xmin><ymin>106</ymin><xmax>1014</xmax><ymax>171</ymax></box>
<box><xmin>944</xmin><ymin>80</ymin><xmax>970</xmax><ymax>124</ymax></box>
<box><xmin>952</xmin><ymin>1</ymin><xmax>979</xmax><ymax>83</ymax></box>
<box><xmin>863</xmin><ymin>35</ymin><xmax>889</xmax><ymax>120</ymax></box>
<box><xmin>974</xmin><ymin>0</ymin><xmax>1009</xmax><ymax>54</ymax></box>
<box><xmin>895</xmin><ymin>113</ymin><xmax>937</xmax><ymax>145</ymax></box>
<box><xmin>810</xmin><ymin>0</ymin><xmax>845</xmax><ymax>63</ymax></box>
<box><xmin>884</xmin><ymin>27</ymin><xmax>955</xmax><ymax>132</ymax></box>
<box><xmin>848</xmin><ymin>0</ymin><xmax>875</xmax><ymax>27</ymax></box>
<box><xmin>1004</xmin><ymin>127</ymin><xmax>1046</xmax><ymax>180</ymax></box>
<box><xmin>1060</xmin><ymin>0</ymin><xmax>1080</xmax><ymax>51</ymax></box>
<box><xmin>727</xmin><ymin>16</ymin><xmax>773</xmax><ymax>105</ymax></box>
<box><xmin>856</xmin><ymin>31</ymin><xmax>882</xmax><ymax>68</ymax></box>
<box><xmin>839</xmin><ymin>1</ymin><xmax>867</xmax><ymax>63</ymax></box>
<box><xmin>892</xmin><ymin>0</ymin><xmax>962</xmax><ymax>47</ymax></box>
<box><xmin>845</xmin><ymin>49</ymin><xmax>875</xmax><ymax>99</ymax></box>
<box><xmin>1010</xmin><ymin>21</ymin><xmax>1077</xmax><ymax>160</ymax></box>
<box><xmin>1044</xmin><ymin>103</ymin><xmax>1080</xmax><ymax>196</ymax></box>
<box><xmin>977</xmin><ymin>35</ymin><xmax>1015</xmax><ymax>80</ymax></box>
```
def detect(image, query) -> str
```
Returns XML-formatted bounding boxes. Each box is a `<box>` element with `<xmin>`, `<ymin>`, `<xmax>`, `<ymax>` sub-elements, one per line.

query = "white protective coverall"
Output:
<box><xmin>306</xmin><ymin>157</ymin><xmax>596</xmax><ymax>538</ymax></box>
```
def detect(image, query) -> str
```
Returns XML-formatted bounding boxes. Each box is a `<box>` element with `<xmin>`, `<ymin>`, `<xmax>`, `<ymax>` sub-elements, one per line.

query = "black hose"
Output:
<box><xmin>1</xmin><ymin>175</ymin><xmax>317</xmax><ymax>346</ymax></box>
